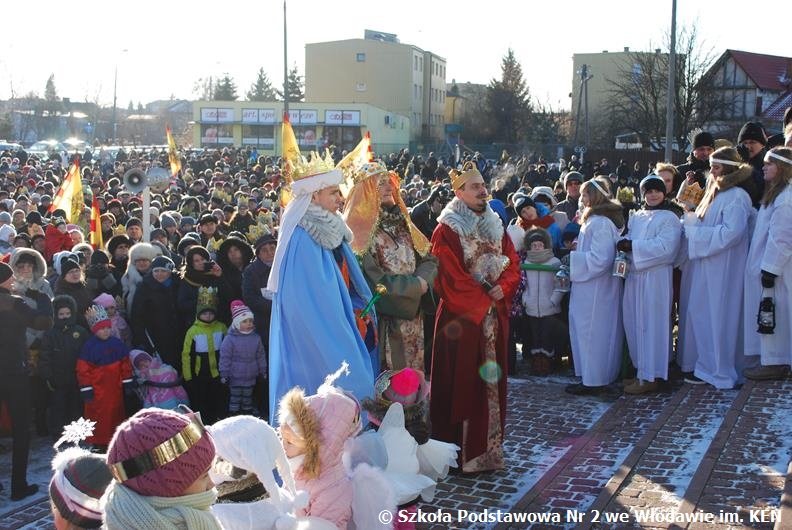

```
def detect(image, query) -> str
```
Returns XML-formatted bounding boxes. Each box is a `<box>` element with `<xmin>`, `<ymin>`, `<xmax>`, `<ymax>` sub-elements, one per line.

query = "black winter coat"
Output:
<box><xmin>0</xmin><ymin>288</ymin><xmax>53</xmax><ymax>376</ymax></box>
<box><xmin>39</xmin><ymin>319</ymin><xmax>90</xmax><ymax>387</ymax></box>
<box><xmin>241</xmin><ymin>258</ymin><xmax>273</xmax><ymax>346</ymax></box>
<box><xmin>130</xmin><ymin>274</ymin><xmax>182</xmax><ymax>369</ymax></box>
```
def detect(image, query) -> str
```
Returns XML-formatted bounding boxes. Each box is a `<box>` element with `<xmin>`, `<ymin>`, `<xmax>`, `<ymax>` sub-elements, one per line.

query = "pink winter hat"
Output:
<box><xmin>92</xmin><ymin>293</ymin><xmax>116</xmax><ymax>309</ymax></box>
<box><xmin>230</xmin><ymin>299</ymin><xmax>254</xmax><ymax>330</ymax></box>
<box><xmin>107</xmin><ymin>409</ymin><xmax>215</xmax><ymax>497</ymax></box>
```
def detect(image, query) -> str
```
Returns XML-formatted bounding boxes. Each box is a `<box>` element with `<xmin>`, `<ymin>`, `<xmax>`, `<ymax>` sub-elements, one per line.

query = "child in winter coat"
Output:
<box><xmin>130</xmin><ymin>349</ymin><xmax>189</xmax><ymax>410</ymax></box>
<box><xmin>38</xmin><ymin>295</ymin><xmax>91</xmax><ymax>439</ymax></box>
<box><xmin>182</xmin><ymin>287</ymin><xmax>228</xmax><ymax>424</ymax></box>
<box><xmin>511</xmin><ymin>228</ymin><xmax>566</xmax><ymax>375</ymax></box>
<box><xmin>76</xmin><ymin>305</ymin><xmax>133</xmax><ymax>449</ymax></box>
<box><xmin>44</xmin><ymin>212</ymin><xmax>74</xmax><ymax>264</ymax></box>
<box><xmin>220</xmin><ymin>300</ymin><xmax>266</xmax><ymax>416</ymax></box>
<box><xmin>93</xmin><ymin>293</ymin><xmax>130</xmax><ymax>346</ymax></box>
<box><xmin>278</xmin><ymin>365</ymin><xmax>363</xmax><ymax>528</ymax></box>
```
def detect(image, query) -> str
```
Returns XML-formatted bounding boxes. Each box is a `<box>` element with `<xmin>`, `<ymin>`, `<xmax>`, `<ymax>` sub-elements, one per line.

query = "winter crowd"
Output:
<box><xmin>0</xmin><ymin>108</ymin><xmax>789</xmax><ymax>529</ymax></box>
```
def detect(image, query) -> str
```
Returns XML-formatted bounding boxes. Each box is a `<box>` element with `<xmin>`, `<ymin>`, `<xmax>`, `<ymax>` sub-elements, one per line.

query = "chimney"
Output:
<box><xmin>624</xmin><ymin>47</ymin><xmax>630</xmax><ymax>52</ymax></box>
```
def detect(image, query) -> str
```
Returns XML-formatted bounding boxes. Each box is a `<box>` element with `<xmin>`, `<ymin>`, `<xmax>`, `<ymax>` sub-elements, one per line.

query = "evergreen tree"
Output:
<box><xmin>127</xmin><ymin>100</ymin><xmax>134</xmax><ymax>112</ymax></box>
<box><xmin>276</xmin><ymin>65</ymin><xmax>304</xmax><ymax>102</ymax></box>
<box><xmin>137</xmin><ymin>102</ymin><xmax>144</xmax><ymax>113</ymax></box>
<box><xmin>44</xmin><ymin>74</ymin><xmax>61</xmax><ymax>116</ymax></box>
<box><xmin>246</xmin><ymin>68</ymin><xmax>277</xmax><ymax>101</ymax></box>
<box><xmin>486</xmin><ymin>49</ymin><xmax>532</xmax><ymax>144</ymax></box>
<box><xmin>214</xmin><ymin>74</ymin><xmax>239</xmax><ymax>101</ymax></box>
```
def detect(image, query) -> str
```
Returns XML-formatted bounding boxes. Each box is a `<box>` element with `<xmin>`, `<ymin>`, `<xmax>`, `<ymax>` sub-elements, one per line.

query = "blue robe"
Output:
<box><xmin>269</xmin><ymin>226</ymin><xmax>376</xmax><ymax>422</ymax></box>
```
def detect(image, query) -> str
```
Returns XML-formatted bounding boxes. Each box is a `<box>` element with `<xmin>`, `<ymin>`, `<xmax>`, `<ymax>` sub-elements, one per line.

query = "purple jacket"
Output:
<box><xmin>219</xmin><ymin>328</ymin><xmax>266</xmax><ymax>387</ymax></box>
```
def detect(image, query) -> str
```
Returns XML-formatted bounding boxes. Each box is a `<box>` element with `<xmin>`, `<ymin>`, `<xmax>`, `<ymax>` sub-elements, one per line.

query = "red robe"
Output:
<box><xmin>429</xmin><ymin>223</ymin><xmax>520</xmax><ymax>465</ymax></box>
<box><xmin>45</xmin><ymin>224</ymin><xmax>74</xmax><ymax>264</ymax></box>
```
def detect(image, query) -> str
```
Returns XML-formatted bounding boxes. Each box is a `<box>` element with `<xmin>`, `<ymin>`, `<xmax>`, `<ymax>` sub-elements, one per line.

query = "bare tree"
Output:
<box><xmin>604</xmin><ymin>24</ymin><xmax>725</xmax><ymax>152</ymax></box>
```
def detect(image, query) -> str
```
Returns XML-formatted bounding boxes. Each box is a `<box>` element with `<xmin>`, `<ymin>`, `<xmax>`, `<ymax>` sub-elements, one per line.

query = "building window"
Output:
<box><xmin>356</xmin><ymin>53</ymin><xmax>366</xmax><ymax>62</ymax></box>
<box><xmin>420</xmin><ymin>57</ymin><xmax>423</xmax><ymax>71</ymax></box>
<box><xmin>414</xmin><ymin>84</ymin><xmax>418</xmax><ymax>99</ymax></box>
<box><xmin>414</xmin><ymin>56</ymin><xmax>418</xmax><ymax>70</ymax></box>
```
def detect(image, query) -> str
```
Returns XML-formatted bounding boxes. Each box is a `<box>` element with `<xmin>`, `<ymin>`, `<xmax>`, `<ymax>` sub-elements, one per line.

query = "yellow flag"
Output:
<box><xmin>50</xmin><ymin>160</ymin><xmax>83</xmax><ymax>223</ymax></box>
<box><xmin>166</xmin><ymin>126</ymin><xmax>182</xmax><ymax>176</ymax></box>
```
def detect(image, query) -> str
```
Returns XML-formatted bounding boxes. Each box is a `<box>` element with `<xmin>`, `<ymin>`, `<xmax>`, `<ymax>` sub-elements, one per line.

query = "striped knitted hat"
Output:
<box><xmin>230</xmin><ymin>300</ymin><xmax>254</xmax><ymax>331</ymax></box>
<box><xmin>49</xmin><ymin>447</ymin><xmax>112</xmax><ymax>528</ymax></box>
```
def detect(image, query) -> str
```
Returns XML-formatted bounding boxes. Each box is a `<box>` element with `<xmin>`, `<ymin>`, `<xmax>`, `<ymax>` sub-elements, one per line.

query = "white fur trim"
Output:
<box><xmin>437</xmin><ymin>197</ymin><xmax>503</xmax><ymax>242</ymax></box>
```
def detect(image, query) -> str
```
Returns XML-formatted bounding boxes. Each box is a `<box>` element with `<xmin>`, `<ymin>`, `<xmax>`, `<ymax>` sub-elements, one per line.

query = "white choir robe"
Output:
<box><xmin>681</xmin><ymin>187</ymin><xmax>755</xmax><ymax>389</ymax></box>
<box><xmin>570</xmin><ymin>215</ymin><xmax>624</xmax><ymax>386</ymax></box>
<box><xmin>744</xmin><ymin>185</ymin><xmax>792</xmax><ymax>366</ymax></box>
<box><xmin>623</xmin><ymin>209</ymin><xmax>681</xmax><ymax>382</ymax></box>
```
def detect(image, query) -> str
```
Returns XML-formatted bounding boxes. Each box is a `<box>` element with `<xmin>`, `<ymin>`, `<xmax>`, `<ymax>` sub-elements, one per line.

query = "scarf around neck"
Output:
<box><xmin>299</xmin><ymin>204</ymin><xmax>353</xmax><ymax>250</ymax></box>
<box><xmin>102</xmin><ymin>482</ymin><xmax>222</xmax><ymax>530</ymax></box>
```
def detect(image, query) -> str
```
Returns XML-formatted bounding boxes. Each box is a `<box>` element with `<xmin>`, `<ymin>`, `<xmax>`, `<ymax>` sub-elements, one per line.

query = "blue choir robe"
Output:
<box><xmin>268</xmin><ymin>226</ymin><xmax>376</xmax><ymax>423</ymax></box>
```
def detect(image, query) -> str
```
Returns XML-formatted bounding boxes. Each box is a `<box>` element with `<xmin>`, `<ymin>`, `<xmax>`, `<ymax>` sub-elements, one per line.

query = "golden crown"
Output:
<box><xmin>451</xmin><ymin>161</ymin><xmax>482</xmax><ymax>190</ymax></box>
<box><xmin>351</xmin><ymin>161</ymin><xmax>389</xmax><ymax>185</ymax></box>
<box><xmin>291</xmin><ymin>150</ymin><xmax>337</xmax><ymax>181</ymax></box>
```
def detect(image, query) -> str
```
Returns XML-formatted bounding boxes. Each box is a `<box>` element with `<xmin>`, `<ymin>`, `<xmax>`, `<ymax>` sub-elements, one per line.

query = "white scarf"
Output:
<box><xmin>102</xmin><ymin>482</ymin><xmax>223</xmax><ymax>530</ymax></box>
<box><xmin>298</xmin><ymin>204</ymin><xmax>353</xmax><ymax>250</ymax></box>
<box><xmin>437</xmin><ymin>197</ymin><xmax>503</xmax><ymax>242</ymax></box>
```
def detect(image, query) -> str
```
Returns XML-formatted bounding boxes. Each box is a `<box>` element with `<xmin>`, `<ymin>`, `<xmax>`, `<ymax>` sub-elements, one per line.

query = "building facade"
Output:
<box><xmin>305</xmin><ymin>31</ymin><xmax>446</xmax><ymax>146</ymax></box>
<box><xmin>191</xmin><ymin>101</ymin><xmax>409</xmax><ymax>155</ymax></box>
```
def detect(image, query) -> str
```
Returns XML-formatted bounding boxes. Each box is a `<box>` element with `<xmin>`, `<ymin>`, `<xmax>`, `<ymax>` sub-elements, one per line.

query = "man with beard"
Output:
<box><xmin>737</xmin><ymin>121</ymin><xmax>768</xmax><ymax>207</ymax></box>
<box><xmin>345</xmin><ymin>161</ymin><xmax>438</xmax><ymax>372</ymax></box>
<box><xmin>430</xmin><ymin>162</ymin><xmax>520</xmax><ymax>473</ymax></box>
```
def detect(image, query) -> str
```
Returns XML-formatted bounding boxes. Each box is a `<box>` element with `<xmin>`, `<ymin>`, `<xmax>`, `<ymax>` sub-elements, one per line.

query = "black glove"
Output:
<box><xmin>736</xmin><ymin>144</ymin><xmax>751</xmax><ymax>163</ymax></box>
<box><xmin>80</xmin><ymin>386</ymin><xmax>95</xmax><ymax>402</ymax></box>
<box><xmin>761</xmin><ymin>270</ymin><xmax>777</xmax><ymax>288</ymax></box>
<box><xmin>616</xmin><ymin>239</ymin><xmax>632</xmax><ymax>252</ymax></box>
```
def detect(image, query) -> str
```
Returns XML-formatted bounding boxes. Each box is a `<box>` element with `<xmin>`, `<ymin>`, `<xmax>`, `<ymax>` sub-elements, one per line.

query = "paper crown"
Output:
<box><xmin>196</xmin><ymin>286</ymin><xmax>218</xmax><ymax>316</ymax></box>
<box><xmin>85</xmin><ymin>304</ymin><xmax>111</xmax><ymax>333</ymax></box>
<box><xmin>451</xmin><ymin>161</ymin><xmax>482</xmax><ymax>190</ymax></box>
<box><xmin>291</xmin><ymin>150</ymin><xmax>337</xmax><ymax>182</ymax></box>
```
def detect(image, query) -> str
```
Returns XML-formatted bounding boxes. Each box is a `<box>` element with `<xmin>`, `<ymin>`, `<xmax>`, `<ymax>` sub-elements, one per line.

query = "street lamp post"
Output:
<box><xmin>664</xmin><ymin>0</ymin><xmax>677</xmax><ymax>162</ymax></box>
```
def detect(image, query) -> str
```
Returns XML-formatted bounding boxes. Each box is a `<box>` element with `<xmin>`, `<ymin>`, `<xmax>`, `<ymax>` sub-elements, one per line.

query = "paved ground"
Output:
<box><xmin>2</xmin><ymin>364</ymin><xmax>791</xmax><ymax>529</ymax></box>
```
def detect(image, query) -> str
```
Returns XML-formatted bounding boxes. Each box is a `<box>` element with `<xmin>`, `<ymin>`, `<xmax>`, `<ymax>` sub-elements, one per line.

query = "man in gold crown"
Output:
<box><xmin>344</xmin><ymin>161</ymin><xmax>438</xmax><ymax>371</ymax></box>
<box><xmin>266</xmin><ymin>151</ymin><xmax>376</xmax><ymax>423</ymax></box>
<box><xmin>430</xmin><ymin>162</ymin><xmax>520</xmax><ymax>473</ymax></box>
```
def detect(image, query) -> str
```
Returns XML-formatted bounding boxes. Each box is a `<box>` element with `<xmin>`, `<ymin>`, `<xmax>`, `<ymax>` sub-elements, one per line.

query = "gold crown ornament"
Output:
<box><xmin>451</xmin><ymin>161</ymin><xmax>482</xmax><ymax>191</ymax></box>
<box><xmin>196</xmin><ymin>286</ymin><xmax>219</xmax><ymax>316</ymax></box>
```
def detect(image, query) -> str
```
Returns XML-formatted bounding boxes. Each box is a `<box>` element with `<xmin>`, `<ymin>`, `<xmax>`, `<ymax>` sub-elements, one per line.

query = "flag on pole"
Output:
<box><xmin>49</xmin><ymin>159</ymin><xmax>83</xmax><ymax>223</ymax></box>
<box><xmin>166</xmin><ymin>126</ymin><xmax>182</xmax><ymax>176</ymax></box>
<box><xmin>89</xmin><ymin>195</ymin><xmax>103</xmax><ymax>250</ymax></box>
<box><xmin>280</xmin><ymin>112</ymin><xmax>301</xmax><ymax>207</ymax></box>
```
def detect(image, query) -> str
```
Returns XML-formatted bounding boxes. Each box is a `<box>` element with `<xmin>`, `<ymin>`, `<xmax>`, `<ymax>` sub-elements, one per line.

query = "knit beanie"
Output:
<box><xmin>230</xmin><ymin>300</ymin><xmax>254</xmax><ymax>331</ymax></box>
<box><xmin>512</xmin><ymin>193</ymin><xmax>536</xmax><ymax>216</ymax></box>
<box><xmin>692</xmin><ymin>131</ymin><xmax>715</xmax><ymax>149</ymax></box>
<box><xmin>639</xmin><ymin>175</ymin><xmax>667</xmax><ymax>197</ymax></box>
<box><xmin>738</xmin><ymin>122</ymin><xmax>767</xmax><ymax>146</ymax></box>
<box><xmin>0</xmin><ymin>211</ymin><xmax>11</xmax><ymax>225</ymax></box>
<box><xmin>90</xmin><ymin>249</ymin><xmax>110</xmax><ymax>265</ymax></box>
<box><xmin>196</xmin><ymin>286</ymin><xmax>218</xmax><ymax>318</ymax></box>
<box><xmin>151</xmin><ymin>255</ymin><xmax>175</xmax><ymax>272</ymax></box>
<box><xmin>180</xmin><ymin>216</ymin><xmax>196</xmax><ymax>230</ymax></box>
<box><xmin>93</xmin><ymin>293</ymin><xmax>116</xmax><ymax>309</ymax></box>
<box><xmin>86</xmin><ymin>305</ymin><xmax>112</xmax><ymax>334</ymax></box>
<box><xmin>107</xmin><ymin>408</ymin><xmax>215</xmax><ymax>497</ymax></box>
<box><xmin>159</xmin><ymin>212</ymin><xmax>177</xmax><ymax>230</ymax></box>
<box><xmin>49</xmin><ymin>447</ymin><xmax>113</xmax><ymax>529</ymax></box>
<box><xmin>564</xmin><ymin>171</ymin><xmax>584</xmax><ymax>186</ymax></box>
<box><xmin>26</xmin><ymin>211</ymin><xmax>44</xmax><ymax>226</ymax></box>
<box><xmin>125</xmin><ymin>217</ymin><xmax>142</xmax><ymax>230</ymax></box>
<box><xmin>61</xmin><ymin>256</ymin><xmax>81</xmax><ymax>276</ymax></box>
<box><xmin>0</xmin><ymin>262</ymin><xmax>12</xmax><ymax>284</ymax></box>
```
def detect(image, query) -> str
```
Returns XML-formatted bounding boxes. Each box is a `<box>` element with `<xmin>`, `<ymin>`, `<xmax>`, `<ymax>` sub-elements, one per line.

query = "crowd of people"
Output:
<box><xmin>0</xmin><ymin>108</ymin><xmax>790</xmax><ymax>528</ymax></box>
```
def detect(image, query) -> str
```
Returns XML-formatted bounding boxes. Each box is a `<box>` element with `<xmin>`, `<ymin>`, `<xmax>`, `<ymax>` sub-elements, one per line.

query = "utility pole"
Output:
<box><xmin>572</xmin><ymin>64</ymin><xmax>592</xmax><ymax>164</ymax></box>
<box><xmin>283</xmin><ymin>0</ymin><xmax>289</xmax><ymax>115</ymax></box>
<box><xmin>664</xmin><ymin>0</ymin><xmax>677</xmax><ymax>162</ymax></box>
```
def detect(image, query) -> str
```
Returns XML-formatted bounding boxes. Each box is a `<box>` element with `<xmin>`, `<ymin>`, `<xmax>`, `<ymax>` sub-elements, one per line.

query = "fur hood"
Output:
<box><xmin>696</xmin><ymin>164</ymin><xmax>754</xmax><ymax>218</ymax></box>
<box><xmin>123</xmin><ymin>242</ymin><xmax>163</xmax><ymax>308</ymax></box>
<box><xmin>128</xmin><ymin>242</ymin><xmax>161</xmax><ymax>264</ymax></box>
<box><xmin>299</xmin><ymin>204</ymin><xmax>353</xmax><ymax>250</ymax></box>
<box><xmin>10</xmin><ymin>248</ymin><xmax>47</xmax><ymax>282</ymax></box>
<box><xmin>53</xmin><ymin>294</ymin><xmax>78</xmax><ymax>326</ymax></box>
<box><xmin>437</xmin><ymin>197</ymin><xmax>504</xmax><ymax>242</ymax></box>
<box><xmin>524</xmin><ymin>227</ymin><xmax>552</xmax><ymax>250</ymax></box>
<box><xmin>584</xmin><ymin>201</ymin><xmax>625</xmax><ymax>229</ymax></box>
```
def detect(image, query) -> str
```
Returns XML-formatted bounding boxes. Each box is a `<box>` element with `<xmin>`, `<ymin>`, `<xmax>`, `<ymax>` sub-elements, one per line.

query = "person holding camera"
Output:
<box><xmin>177</xmin><ymin>245</ymin><xmax>233</xmax><ymax>329</ymax></box>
